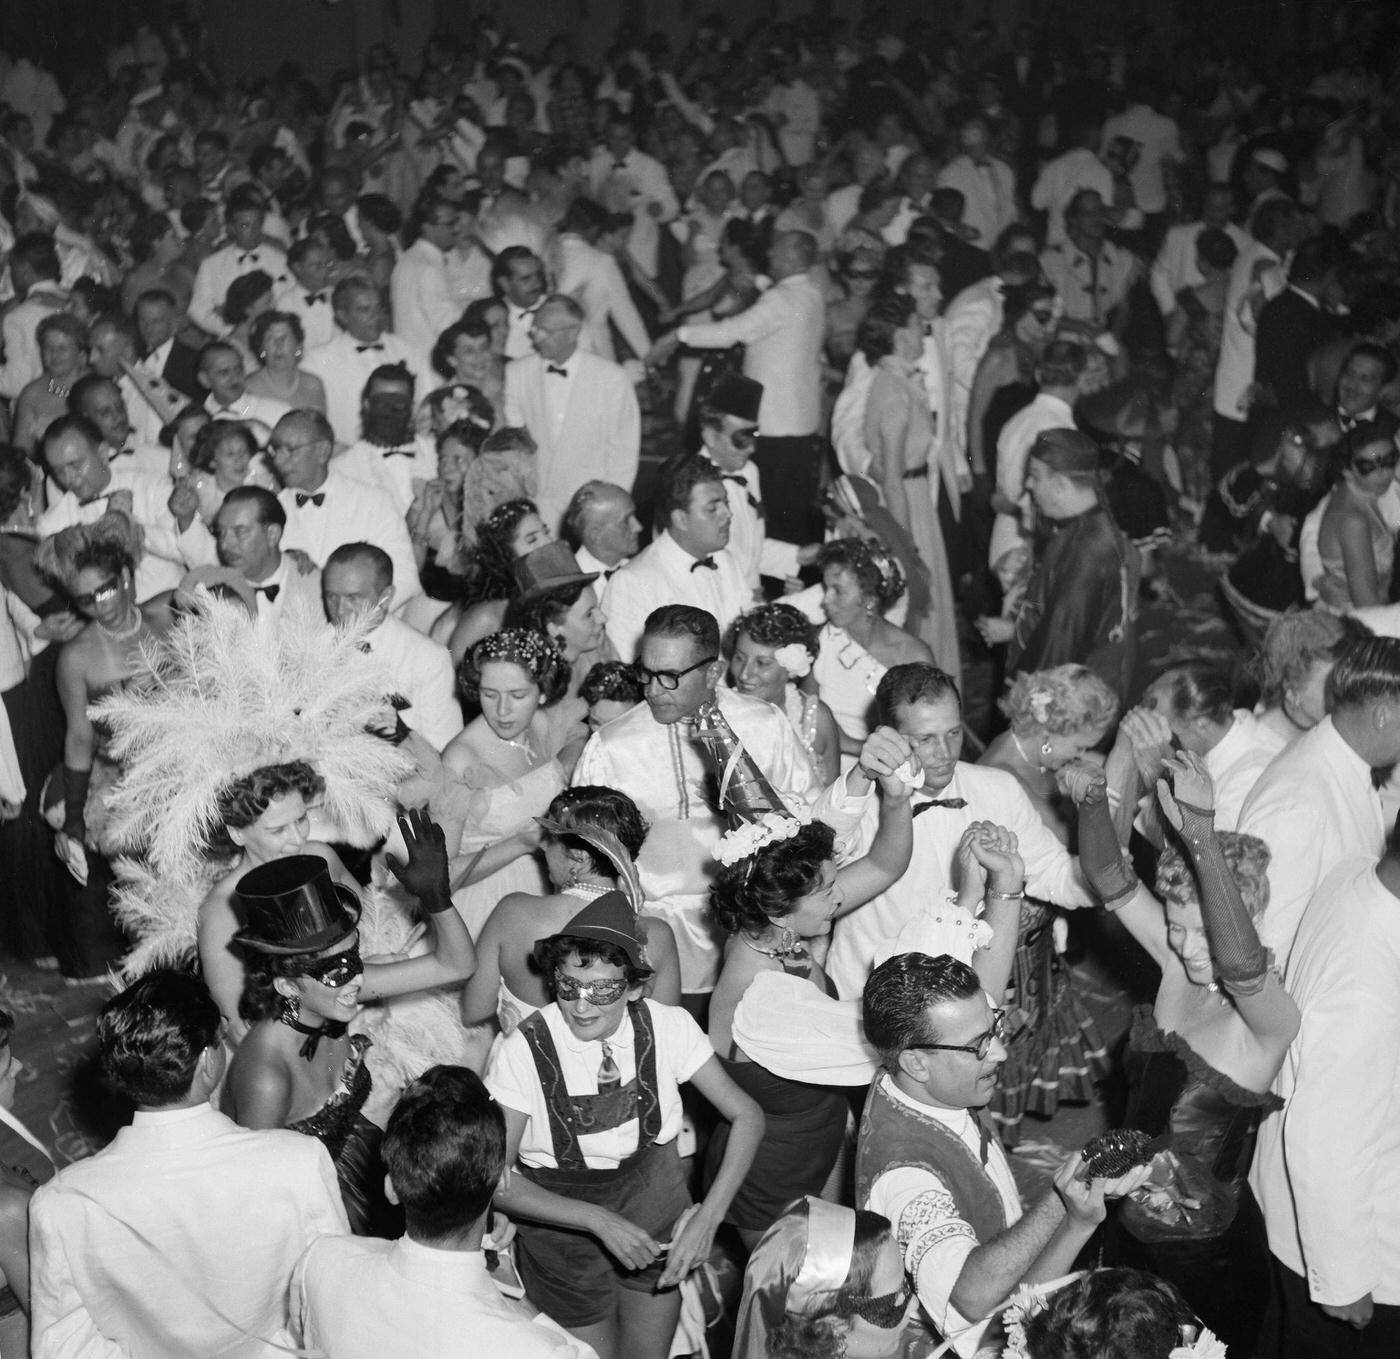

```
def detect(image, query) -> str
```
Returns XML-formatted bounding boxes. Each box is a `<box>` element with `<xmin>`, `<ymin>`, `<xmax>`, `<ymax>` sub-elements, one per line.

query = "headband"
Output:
<box><xmin>787</xmin><ymin>1198</ymin><xmax>857</xmax><ymax>1314</ymax></box>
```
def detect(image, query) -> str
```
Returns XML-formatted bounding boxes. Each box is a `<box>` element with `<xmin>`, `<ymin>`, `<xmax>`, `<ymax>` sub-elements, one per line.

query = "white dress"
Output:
<box><xmin>811</xmin><ymin>624</ymin><xmax>885</xmax><ymax>744</ymax></box>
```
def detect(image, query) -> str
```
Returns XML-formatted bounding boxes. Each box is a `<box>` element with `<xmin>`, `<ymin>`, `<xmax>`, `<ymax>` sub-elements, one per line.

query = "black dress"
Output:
<box><xmin>1105</xmin><ymin>1007</ymin><xmax>1280</xmax><ymax>1353</ymax></box>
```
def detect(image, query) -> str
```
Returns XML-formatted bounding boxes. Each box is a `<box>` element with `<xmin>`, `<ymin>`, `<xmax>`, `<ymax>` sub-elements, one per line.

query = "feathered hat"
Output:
<box><xmin>92</xmin><ymin>594</ymin><xmax>414</xmax><ymax>884</ymax></box>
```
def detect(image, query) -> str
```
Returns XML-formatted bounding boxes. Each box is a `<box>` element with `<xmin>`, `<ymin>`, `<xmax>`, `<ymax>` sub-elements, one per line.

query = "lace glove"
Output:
<box><xmin>1062</xmin><ymin>760</ymin><xmax>1139</xmax><ymax>906</ymax></box>
<box><xmin>1170</xmin><ymin>799</ymin><xmax>1269</xmax><ymax>996</ymax></box>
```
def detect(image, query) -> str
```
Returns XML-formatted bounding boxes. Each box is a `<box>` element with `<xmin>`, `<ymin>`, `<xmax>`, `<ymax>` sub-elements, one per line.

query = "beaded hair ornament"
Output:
<box><xmin>470</xmin><ymin>627</ymin><xmax>562</xmax><ymax>685</ymax></box>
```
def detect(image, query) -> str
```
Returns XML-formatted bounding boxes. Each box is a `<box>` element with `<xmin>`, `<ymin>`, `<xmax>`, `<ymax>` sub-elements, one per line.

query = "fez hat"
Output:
<box><xmin>704</xmin><ymin>373</ymin><xmax>764</xmax><ymax>424</ymax></box>
<box><xmin>512</xmin><ymin>540</ymin><xmax>598</xmax><ymax>604</ymax></box>
<box><xmin>233</xmin><ymin>855</ymin><xmax>361</xmax><ymax>956</ymax></box>
<box><xmin>535</xmin><ymin>891</ymin><xmax>649</xmax><ymax>972</ymax></box>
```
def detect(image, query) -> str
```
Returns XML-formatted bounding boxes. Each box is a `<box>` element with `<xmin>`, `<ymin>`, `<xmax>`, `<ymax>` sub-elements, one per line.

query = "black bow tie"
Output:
<box><xmin>690</xmin><ymin>555</ymin><xmax>719</xmax><ymax>572</ymax></box>
<box><xmin>109</xmin><ymin>445</ymin><xmax>135</xmax><ymax>459</ymax></box>
<box><xmin>380</xmin><ymin>445</ymin><xmax>414</xmax><ymax>458</ymax></box>
<box><xmin>305</xmin><ymin>292</ymin><xmax>326</xmax><ymax>305</ymax></box>
<box><xmin>612</xmin><ymin>159</ymin><xmax>629</xmax><ymax>171</ymax></box>
<box><xmin>281</xmin><ymin>1014</ymin><xmax>348</xmax><ymax>1062</ymax></box>
<box><xmin>356</xmin><ymin>342</ymin><xmax>385</xmax><ymax>354</ymax></box>
<box><xmin>238</xmin><ymin>252</ymin><xmax>259</xmax><ymax>264</ymax></box>
<box><xmin>602</xmin><ymin>564</ymin><xmax>621</xmax><ymax>580</ymax></box>
<box><xmin>254</xmin><ymin>582</ymin><xmax>280</xmax><ymax>601</ymax></box>
<box><xmin>514</xmin><ymin>303</ymin><xmax>539</xmax><ymax>320</ymax></box>
<box><xmin>547</xmin><ymin>364</ymin><xmax>568</xmax><ymax>377</ymax></box>
<box><xmin>722</xmin><ymin>474</ymin><xmax>762</xmax><ymax>514</ymax></box>
<box><xmin>912</xmin><ymin>797</ymin><xmax>968</xmax><ymax>816</ymax></box>
<box><xmin>295</xmin><ymin>491</ymin><xmax>326</xmax><ymax>508</ymax></box>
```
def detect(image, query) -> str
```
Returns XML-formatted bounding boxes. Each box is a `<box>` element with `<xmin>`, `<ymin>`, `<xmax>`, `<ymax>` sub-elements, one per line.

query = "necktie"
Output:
<box><xmin>357</xmin><ymin>342</ymin><xmax>385</xmax><ymax>354</ymax></box>
<box><xmin>254</xmin><ymin>582</ymin><xmax>280</xmax><ymax>602</ymax></box>
<box><xmin>722</xmin><ymin>474</ymin><xmax>762</xmax><ymax>514</ymax></box>
<box><xmin>690</xmin><ymin>556</ymin><xmax>718</xmax><ymax>572</ymax></box>
<box><xmin>547</xmin><ymin>364</ymin><xmax>568</xmax><ymax>377</ymax></box>
<box><xmin>911</xmin><ymin>797</ymin><xmax>968</xmax><ymax>817</ymax></box>
<box><xmin>305</xmin><ymin>292</ymin><xmax>325</xmax><ymax>305</ymax></box>
<box><xmin>296</xmin><ymin>491</ymin><xmax>326</xmax><ymax>508</ymax></box>
<box><xmin>238</xmin><ymin>252</ymin><xmax>258</xmax><ymax>264</ymax></box>
<box><xmin>974</xmin><ymin>1111</ymin><xmax>993</xmax><ymax>1167</ymax></box>
<box><xmin>597</xmin><ymin>1041</ymin><xmax>621</xmax><ymax>1092</ymax></box>
<box><xmin>380</xmin><ymin>446</ymin><xmax>414</xmax><ymax>458</ymax></box>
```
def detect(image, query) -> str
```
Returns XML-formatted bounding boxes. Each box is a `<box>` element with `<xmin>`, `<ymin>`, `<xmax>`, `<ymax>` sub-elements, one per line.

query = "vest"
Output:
<box><xmin>855</xmin><ymin>1075</ymin><xmax>1009</xmax><ymax>1246</ymax></box>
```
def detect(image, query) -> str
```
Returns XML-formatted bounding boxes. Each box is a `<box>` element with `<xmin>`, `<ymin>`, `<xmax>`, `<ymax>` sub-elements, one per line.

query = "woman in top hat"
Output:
<box><xmin>435</xmin><ymin>628</ymin><xmax>574</xmax><ymax>939</ymax></box>
<box><xmin>224</xmin><ymin>808</ymin><xmax>476</xmax><ymax>1235</ymax></box>
<box><xmin>486</xmin><ymin>891</ymin><xmax>765</xmax><ymax>1359</ymax></box>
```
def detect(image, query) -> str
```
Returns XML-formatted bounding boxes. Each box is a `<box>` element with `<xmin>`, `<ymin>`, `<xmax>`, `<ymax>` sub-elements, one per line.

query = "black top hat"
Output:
<box><xmin>513</xmin><ymin>540</ymin><xmax>599</xmax><ymax>604</ymax></box>
<box><xmin>535</xmin><ymin>891</ymin><xmax>648</xmax><ymax>972</ymax></box>
<box><xmin>233</xmin><ymin>855</ymin><xmax>362</xmax><ymax>956</ymax></box>
<box><xmin>703</xmin><ymin>373</ymin><xmax>764</xmax><ymax>424</ymax></box>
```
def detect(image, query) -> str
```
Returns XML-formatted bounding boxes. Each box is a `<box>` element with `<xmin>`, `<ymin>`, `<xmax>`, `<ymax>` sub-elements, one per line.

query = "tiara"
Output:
<box><xmin>471</xmin><ymin>627</ymin><xmax>562</xmax><ymax>684</ymax></box>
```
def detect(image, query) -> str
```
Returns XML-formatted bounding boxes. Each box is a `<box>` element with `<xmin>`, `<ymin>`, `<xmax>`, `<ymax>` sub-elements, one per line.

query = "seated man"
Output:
<box><xmin>29</xmin><ymin>971</ymin><xmax>348</xmax><ymax>1356</ymax></box>
<box><xmin>293</xmin><ymin>1064</ymin><xmax>587</xmax><ymax>1359</ymax></box>
<box><xmin>858</xmin><ymin>953</ymin><xmax>1145</xmax><ymax>1356</ymax></box>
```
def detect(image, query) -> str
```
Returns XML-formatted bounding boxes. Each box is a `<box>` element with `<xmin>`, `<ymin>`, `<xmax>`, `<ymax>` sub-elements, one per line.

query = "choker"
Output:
<box><xmin>280</xmin><ymin>1012</ymin><xmax>349</xmax><ymax>1061</ymax></box>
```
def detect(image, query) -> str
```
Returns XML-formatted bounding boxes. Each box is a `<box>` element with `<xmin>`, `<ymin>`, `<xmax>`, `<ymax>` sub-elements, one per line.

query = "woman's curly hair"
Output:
<box><xmin>460</xmin><ymin>496</ymin><xmax>537</xmax><ymax>604</ymax></box>
<box><xmin>35</xmin><ymin>510</ymin><xmax>143</xmax><ymax>597</ymax></box>
<box><xmin>818</xmin><ymin>539</ymin><xmax>905</xmax><ymax>612</ymax></box>
<box><xmin>1156</xmin><ymin>830</ymin><xmax>1271</xmax><ymax>922</ymax></box>
<box><xmin>459</xmin><ymin>627</ymin><xmax>570</xmax><ymax>707</ymax></box>
<box><xmin>1001</xmin><ymin>664</ymin><xmax>1119</xmax><ymax>742</ymax></box>
<box><xmin>1021</xmin><ymin>1267</ymin><xmax>1196</xmax><ymax>1359</ymax></box>
<box><xmin>207</xmin><ymin>760</ymin><xmax>325</xmax><ymax>858</ymax></box>
<box><xmin>710</xmin><ymin>821</ymin><xmax>836</xmax><ymax>936</ymax></box>
<box><xmin>729</xmin><ymin>602</ymin><xmax>820</xmax><ymax>659</ymax></box>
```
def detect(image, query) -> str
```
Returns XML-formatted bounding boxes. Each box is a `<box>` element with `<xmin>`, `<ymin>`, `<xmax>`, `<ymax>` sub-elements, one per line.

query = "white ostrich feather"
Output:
<box><xmin>108</xmin><ymin>856</ymin><xmax>217</xmax><ymax>977</ymax></box>
<box><xmin>92</xmin><ymin>596</ymin><xmax>415</xmax><ymax>884</ymax></box>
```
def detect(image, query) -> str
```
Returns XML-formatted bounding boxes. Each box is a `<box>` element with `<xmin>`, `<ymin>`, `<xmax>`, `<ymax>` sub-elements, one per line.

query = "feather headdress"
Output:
<box><xmin>92</xmin><ymin>594</ymin><xmax>415</xmax><ymax>884</ymax></box>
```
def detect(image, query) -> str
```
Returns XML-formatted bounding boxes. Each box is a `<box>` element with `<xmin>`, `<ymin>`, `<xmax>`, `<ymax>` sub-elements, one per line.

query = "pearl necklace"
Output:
<box><xmin>1010</xmin><ymin>730</ymin><xmax>1047</xmax><ymax>773</ymax></box>
<box><xmin>47</xmin><ymin>376</ymin><xmax>72</xmax><ymax>399</ymax></box>
<box><xmin>97</xmin><ymin>608</ymin><xmax>143</xmax><ymax>642</ymax></box>
<box><xmin>563</xmin><ymin>881</ymin><xmax>610</xmax><ymax>901</ymax></box>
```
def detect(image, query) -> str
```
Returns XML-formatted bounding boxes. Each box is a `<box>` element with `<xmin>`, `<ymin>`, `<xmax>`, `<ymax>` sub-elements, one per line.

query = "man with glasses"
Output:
<box><xmin>819</xmin><ymin>663</ymin><xmax>1090</xmax><ymax>1000</ymax></box>
<box><xmin>602</xmin><ymin>454</ymin><xmax>747</xmax><ymax>662</ymax></box>
<box><xmin>573</xmin><ymin>604</ymin><xmax>817</xmax><ymax>1002</ymax></box>
<box><xmin>858</xmin><ymin>951</ymin><xmax>1146</xmax><ymax>1357</ymax></box>
<box><xmin>503</xmin><ymin>293</ymin><xmax>640</xmax><ymax>535</ymax></box>
<box><xmin>270</xmin><ymin>408</ymin><xmax>422</xmax><ymax>614</ymax></box>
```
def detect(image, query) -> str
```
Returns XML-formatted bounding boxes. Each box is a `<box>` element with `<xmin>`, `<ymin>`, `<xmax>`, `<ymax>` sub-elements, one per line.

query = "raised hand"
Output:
<box><xmin>1120</xmin><ymin>707</ymin><xmax>1174</xmax><ymax>785</ymax></box>
<box><xmin>857</xmin><ymin>726</ymin><xmax>918</xmax><ymax>792</ymax></box>
<box><xmin>1057</xmin><ymin>757</ymin><xmax>1107</xmax><ymax>806</ymax></box>
<box><xmin>1156</xmin><ymin>750</ymin><xmax>1215</xmax><ymax>832</ymax></box>
<box><xmin>968</xmin><ymin>823</ymin><xmax>1024</xmax><ymax>896</ymax></box>
<box><xmin>385</xmin><ymin>807</ymin><xmax>451</xmax><ymax>907</ymax></box>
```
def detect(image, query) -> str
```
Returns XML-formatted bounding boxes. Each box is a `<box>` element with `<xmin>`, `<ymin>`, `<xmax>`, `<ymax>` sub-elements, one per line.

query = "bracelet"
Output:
<box><xmin>986</xmin><ymin>887</ymin><xmax>1025</xmax><ymax>902</ymax></box>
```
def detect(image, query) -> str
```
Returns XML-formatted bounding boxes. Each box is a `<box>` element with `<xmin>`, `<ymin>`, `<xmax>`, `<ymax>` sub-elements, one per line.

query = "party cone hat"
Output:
<box><xmin>693</xmin><ymin>699</ymin><xmax>793</xmax><ymax>823</ymax></box>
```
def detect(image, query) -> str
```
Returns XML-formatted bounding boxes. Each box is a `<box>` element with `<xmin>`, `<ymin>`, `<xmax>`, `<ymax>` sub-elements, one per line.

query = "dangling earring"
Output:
<box><xmin>279</xmin><ymin>993</ymin><xmax>301</xmax><ymax>1025</ymax></box>
<box><xmin>778</xmin><ymin>927</ymin><xmax>799</xmax><ymax>955</ymax></box>
<box><xmin>1040</xmin><ymin>740</ymin><xmax>1053</xmax><ymax>759</ymax></box>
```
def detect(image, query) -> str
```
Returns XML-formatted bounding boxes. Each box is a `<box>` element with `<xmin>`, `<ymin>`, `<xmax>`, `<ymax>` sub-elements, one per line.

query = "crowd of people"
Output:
<box><xmin>1</xmin><ymin>4</ymin><xmax>1399</xmax><ymax>1356</ymax></box>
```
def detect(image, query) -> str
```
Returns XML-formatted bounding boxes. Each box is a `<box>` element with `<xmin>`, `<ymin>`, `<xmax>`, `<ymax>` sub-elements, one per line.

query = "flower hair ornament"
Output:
<box><xmin>773</xmin><ymin>642</ymin><xmax>814</xmax><ymax>679</ymax></box>
<box><xmin>469</xmin><ymin>626</ymin><xmax>562</xmax><ymax>686</ymax></box>
<box><xmin>1027</xmin><ymin>687</ymin><xmax>1053</xmax><ymax>726</ymax></box>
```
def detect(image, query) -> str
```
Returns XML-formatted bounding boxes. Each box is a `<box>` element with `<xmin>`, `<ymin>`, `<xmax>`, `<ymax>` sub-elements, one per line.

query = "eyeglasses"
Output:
<box><xmin>71</xmin><ymin>577</ymin><xmax>122</xmax><ymax>610</ymax></box>
<box><xmin>849</xmin><ymin>1282</ymin><xmax>912</xmax><ymax>1329</ymax></box>
<box><xmin>297</xmin><ymin>945</ymin><xmax>364</xmax><ymax>989</ymax></box>
<box><xmin>1354</xmin><ymin>450</ymin><xmax>1399</xmax><ymax>476</ymax></box>
<box><xmin>908</xmin><ymin>1008</ymin><xmax>1006</xmax><ymax>1061</ymax></box>
<box><xmin>634</xmin><ymin>655</ymin><xmax>717</xmax><ymax>691</ymax></box>
<box><xmin>554</xmin><ymin>971</ymin><xmax>630</xmax><ymax>1005</ymax></box>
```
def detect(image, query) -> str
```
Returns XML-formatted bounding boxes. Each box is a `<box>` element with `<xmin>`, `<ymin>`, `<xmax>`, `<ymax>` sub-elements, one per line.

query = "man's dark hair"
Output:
<box><xmin>68</xmin><ymin>373</ymin><xmax>121</xmax><ymax>418</ymax></box>
<box><xmin>226</xmin><ymin>184</ymin><xmax>267</xmax><ymax>218</ymax></box>
<box><xmin>98</xmin><ymin>971</ymin><xmax>222</xmax><ymax>1108</ymax></box>
<box><xmin>642</xmin><ymin>604</ymin><xmax>721</xmax><ymax>659</ymax></box>
<box><xmin>249</xmin><ymin>143</ymin><xmax>287</xmax><ymax>178</ymax></box>
<box><xmin>1253</xmin><ymin>198</ymin><xmax>1298</xmax><ymax>252</ymax></box>
<box><xmin>1329</xmin><ymin>635</ymin><xmax>1400</xmax><ymax>708</ymax></box>
<box><xmin>876</xmin><ymin>663</ymin><xmax>962</xmax><ymax>725</ymax></box>
<box><xmin>1343</xmin><ymin>340</ymin><xmax>1399</xmax><ymax>388</ymax></box>
<box><xmin>219</xmin><ymin>484</ymin><xmax>286</xmax><ymax>529</ymax></box>
<box><xmin>325</xmin><ymin>541</ymin><xmax>393</xmax><ymax>587</ymax></box>
<box><xmin>560</xmin><ymin>196</ymin><xmax>611</xmax><ymax>238</ymax></box>
<box><xmin>382</xmin><ymin>1065</ymin><xmax>505</xmax><ymax>1241</ymax></box>
<box><xmin>356</xmin><ymin>193</ymin><xmax>403</xmax><ymax>234</ymax></box>
<box><xmin>656</xmin><ymin>453</ymin><xmax>723</xmax><ymax>527</ymax></box>
<box><xmin>135</xmin><ymin>287</ymin><xmax>178</xmax><ymax>315</ymax></box>
<box><xmin>1037</xmin><ymin>338</ymin><xmax>1089</xmax><ymax>388</ymax></box>
<box><xmin>491</xmin><ymin>245</ymin><xmax>540</xmax><ymax>294</ymax></box>
<box><xmin>862</xmin><ymin>952</ymin><xmax>981</xmax><ymax>1067</ymax></box>
<box><xmin>1289</xmin><ymin>232</ymin><xmax>1345</xmax><ymax>285</ymax></box>
<box><xmin>41</xmin><ymin>413</ymin><xmax>104</xmax><ymax>462</ymax></box>
<box><xmin>12</xmin><ymin>231</ymin><xmax>60</xmax><ymax>281</ymax></box>
<box><xmin>365</xmin><ymin>361</ymin><xmax>415</xmax><ymax>398</ymax></box>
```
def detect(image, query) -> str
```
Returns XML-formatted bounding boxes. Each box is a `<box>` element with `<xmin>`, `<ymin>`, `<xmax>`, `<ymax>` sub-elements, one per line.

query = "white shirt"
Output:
<box><xmin>188</xmin><ymin>241</ymin><xmax>289</xmax><ymax>335</ymax></box>
<box><xmin>865</xmin><ymin>1075</ymin><xmax>1022</xmax><ymax>1358</ymax></box>
<box><xmin>990</xmin><ymin>392</ymin><xmax>1075</xmax><ymax>567</ymax></box>
<box><xmin>821</xmin><ymin>763</ymin><xmax>1091</xmax><ymax>1000</ymax></box>
<box><xmin>588</xmin><ymin>147</ymin><xmax>679</xmax><ymax>277</ymax></box>
<box><xmin>246</xmin><ymin>554</ymin><xmax>321</xmax><ymax>630</ymax></box>
<box><xmin>719</xmin><ymin>464</ymin><xmax>802</xmax><ymax>591</ymax></box>
<box><xmin>277</xmin><ymin>469</ymin><xmax>423</xmax><ymax>610</ymax></box>
<box><xmin>942</xmin><ymin>277</ymin><xmax>1006</xmax><ymax>465</ymax></box>
<box><xmin>503</xmin><ymin>350</ymin><xmax>640</xmax><ymax>536</ymax></box>
<box><xmin>120</xmin><ymin>371</ymin><xmax>169</xmax><ymax>451</ymax></box>
<box><xmin>761</xmin><ymin>78</ymin><xmax>821</xmax><ymax>166</ymax></box>
<box><xmin>1212</xmin><ymin>239</ymin><xmax>1286</xmax><ymax>421</ymax></box>
<box><xmin>553</xmin><ymin>232</ymin><xmax>651</xmax><ymax>364</ymax></box>
<box><xmin>678</xmin><ymin>272</ymin><xmax>827</xmax><ymax>437</ymax></box>
<box><xmin>486</xmin><ymin>1000</ymin><xmax>712</xmax><ymax>1168</ymax></box>
<box><xmin>29</xmin><ymin>1102</ymin><xmax>348</xmax><ymax>1359</ymax></box>
<box><xmin>503</xmin><ymin>301</ymin><xmax>542</xmax><ymax>362</ymax></box>
<box><xmin>272</xmin><ymin>278</ymin><xmax>337</xmax><ymax>349</ymax></box>
<box><xmin>38</xmin><ymin>462</ymin><xmax>216</xmax><ymax>601</ymax></box>
<box><xmin>391</xmin><ymin>237</ymin><xmax>461</xmax><ymax>368</ymax></box>
<box><xmin>204</xmin><ymin>391</ymin><xmax>290</xmax><ymax>444</ymax></box>
<box><xmin>1201</xmin><ymin>709</ymin><xmax>1288</xmax><ymax>830</ymax></box>
<box><xmin>334</xmin><ymin>433</ymin><xmax>438</xmax><ymax>518</ymax></box>
<box><xmin>1236</xmin><ymin>714</ymin><xmax>1385</xmax><ymax>967</ymax></box>
<box><xmin>1150</xmin><ymin>220</ymin><xmax>1252</xmax><ymax>318</ymax></box>
<box><xmin>573</xmin><ymin>687</ymin><xmax>817</xmax><ymax>990</ymax></box>
<box><xmin>293</xmin><ymin>1237</ymin><xmax>590</xmax><ymax>1359</ymax></box>
<box><xmin>362</xmin><ymin>613</ymin><xmax>463</xmax><ymax>751</ymax></box>
<box><xmin>602</xmin><ymin>530</ymin><xmax>749</xmax><ymax>663</ymax></box>
<box><xmin>0</xmin><ymin>282</ymin><xmax>67</xmax><ymax>399</ymax></box>
<box><xmin>301</xmin><ymin>329</ymin><xmax>429</xmax><ymax>448</ymax></box>
<box><xmin>1101</xmin><ymin>104</ymin><xmax>1183</xmax><ymax>213</ymax></box>
<box><xmin>1252</xmin><ymin>859</ymin><xmax>1400</xmax><ymax>1306</ymax></box>
<box><xmin>1030</xmin><ymin>148</ymin><xmax>1116</xmax><ymax>247</ymax></box>
<box><xmin>937</xmin><ymin>156</ymin><xmax>1019</xmax><ymax>248</ymax></box>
